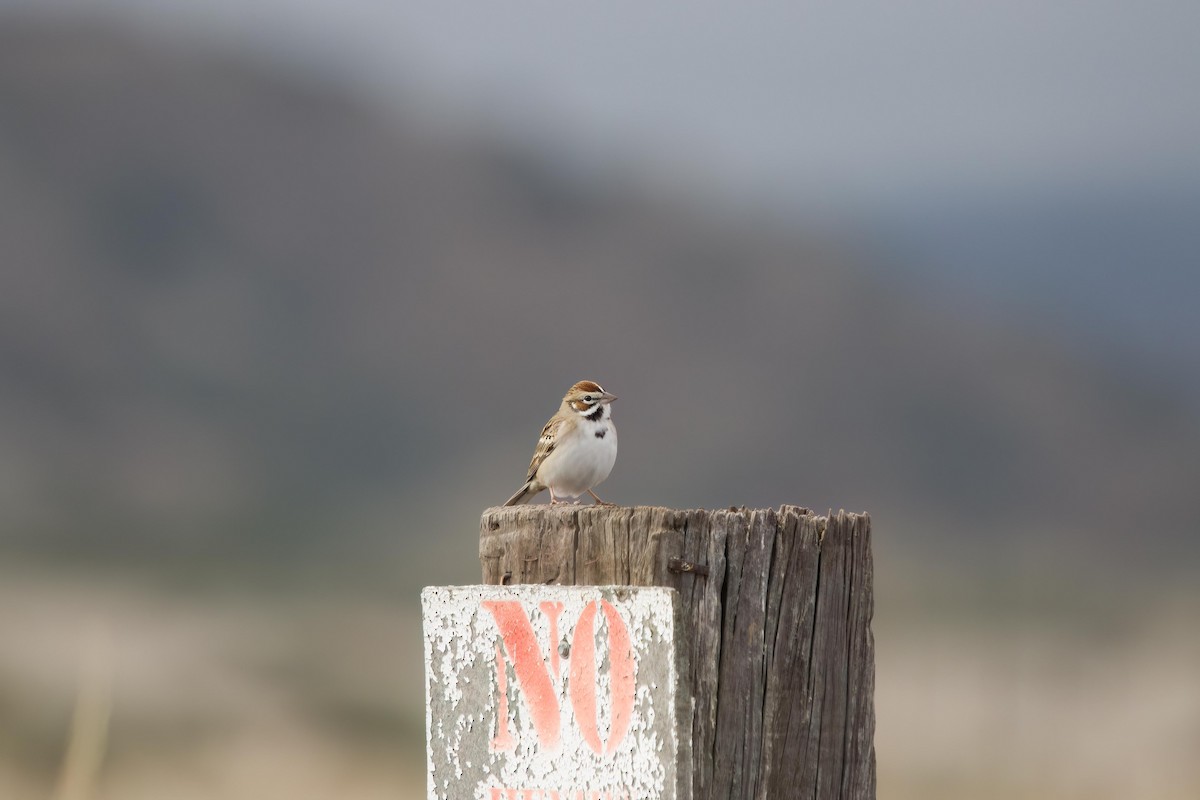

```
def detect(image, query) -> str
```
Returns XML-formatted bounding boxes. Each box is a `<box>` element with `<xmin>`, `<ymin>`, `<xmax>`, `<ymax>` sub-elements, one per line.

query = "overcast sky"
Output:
<box><xmin>12</xmin><ymin>0</ymin><xmax>1200</xmax><ymax>202</ymax></box>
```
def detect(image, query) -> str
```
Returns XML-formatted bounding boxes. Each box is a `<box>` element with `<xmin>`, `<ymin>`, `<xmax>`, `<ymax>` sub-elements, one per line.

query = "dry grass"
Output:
<box><xmin>51</xmin><ymin>621</ymin><xmax>112</xmax><ymax>800</ymax></box>
<box><xmin>1</xmin><ymin>559</ymin><xmax>1197</xmax><ymax>800</ymax></box>
<box><xmin>0</xmin><ymin>566</ymin><xmax>427</xmax><ymax>800</ymax></box>
<box><xmin>877</xmin><ymin>610</ymin><xmax>1200</xmax><ymax>799</ymax></box>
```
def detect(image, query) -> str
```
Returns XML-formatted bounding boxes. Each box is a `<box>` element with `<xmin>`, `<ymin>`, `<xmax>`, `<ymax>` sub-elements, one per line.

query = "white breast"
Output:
<box><xmin>538</xmin><ymin>415</ymin><xmax>618</xmax><ymax>498</ymax></box>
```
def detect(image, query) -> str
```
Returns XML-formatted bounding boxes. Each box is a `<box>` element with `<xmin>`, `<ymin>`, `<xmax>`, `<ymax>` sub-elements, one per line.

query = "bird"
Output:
<box><xmin>503</xmin><ymin>380</ymin><xmax>619</xmax><ymax>506</ymax></box>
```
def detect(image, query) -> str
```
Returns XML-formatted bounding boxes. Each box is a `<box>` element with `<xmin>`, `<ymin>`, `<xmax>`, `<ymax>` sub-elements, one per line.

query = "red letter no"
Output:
<box><xmin>569</xmin><ymin>600</ymin><xmax>635</xmax><ymax>754</ymax></box>
<box><xmin>482</xmin><ymin>599</ymin><xmax>636</xmax><ymax>755</ymax></box>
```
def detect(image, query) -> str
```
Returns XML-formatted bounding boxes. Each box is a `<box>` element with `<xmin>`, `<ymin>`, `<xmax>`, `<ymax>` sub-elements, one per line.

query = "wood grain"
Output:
<box><xmin>479</xmin><ymin>504</ymin><xmax>875</xmax><ymax>800</ymax></box>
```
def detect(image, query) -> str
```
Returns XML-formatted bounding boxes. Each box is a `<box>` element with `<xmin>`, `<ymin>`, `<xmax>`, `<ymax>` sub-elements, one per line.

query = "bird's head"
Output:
<box><xmin>564</xmin><ymin>380</ymin><xmax>617</xmax><ymax>413</ymax></box>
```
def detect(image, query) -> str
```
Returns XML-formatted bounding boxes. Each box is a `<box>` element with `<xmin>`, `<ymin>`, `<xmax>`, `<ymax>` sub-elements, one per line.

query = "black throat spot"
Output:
<box><xmin>584</xmin><ymin>406</ymin><xmax>604</xmax><ymax>422</ymax></box>
<box><xmin>595</xmin><ymin>429</ymin><xmax>606</xmax><ymax>439</ymax></box>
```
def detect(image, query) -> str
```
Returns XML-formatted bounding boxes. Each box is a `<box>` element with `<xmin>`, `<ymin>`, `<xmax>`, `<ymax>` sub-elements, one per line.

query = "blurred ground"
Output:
<box><xmin>4</xmin><ymin>553</ymin><xmax>1198</xmax><ymax>800</ymax></box>
<box><xmin>0</xmin><ymin>560</ymin><xmax>428</xmax><ymax>800</ymax></box>
<box><xmin>875</xmin><ymin>556</ymin><xmax>1200</xmax><ymax>800</ymax></box>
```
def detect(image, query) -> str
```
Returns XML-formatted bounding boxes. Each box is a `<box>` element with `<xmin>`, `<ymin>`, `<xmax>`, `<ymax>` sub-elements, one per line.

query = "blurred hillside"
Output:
<box><xmin>2</xmin><ymin>19</ymin><xmax>1197</xmax><ymax>571</ymax></box>
<box><xmin>3</xmin><ymin>16</ymin><xmax>1199</xmax><ymax>800</ymax></box>
<box><xmin>877</xmin><ymin>182</ymin><xmax>1200</xmax><ymax>388</ymax></box>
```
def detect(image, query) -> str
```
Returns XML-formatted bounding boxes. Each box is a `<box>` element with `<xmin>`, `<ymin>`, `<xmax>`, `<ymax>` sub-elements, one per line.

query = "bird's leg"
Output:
<box><xmin>549</xmin><ymin>488</ymin><xmax>565</xmax><ymax>505</ymax></box>
<box><xmin>588</xmin><ymin>489</ymin><xmax>616</xmax><ymax>507</ymax></box>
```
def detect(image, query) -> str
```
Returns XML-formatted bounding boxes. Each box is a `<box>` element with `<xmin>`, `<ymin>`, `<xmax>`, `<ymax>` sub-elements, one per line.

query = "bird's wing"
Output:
<box><xmin>525</xmin><ymin>414</ymin><xmax>569</xmax><ymax>482</ymax></box>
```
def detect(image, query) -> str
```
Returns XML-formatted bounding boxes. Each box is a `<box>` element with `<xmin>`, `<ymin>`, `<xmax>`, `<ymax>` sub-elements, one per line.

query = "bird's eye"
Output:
<box><xmin>584</xmin><ymin>395</ymin><xmax>593</xmax><ymax>402</ymax></box>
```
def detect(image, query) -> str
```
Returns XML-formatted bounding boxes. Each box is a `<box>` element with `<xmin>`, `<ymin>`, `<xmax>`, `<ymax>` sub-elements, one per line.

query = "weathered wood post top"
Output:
<box><xmin>479</xmin><ymin>504</ymin><xmax>876</xmax><ymax>800</ymax></box>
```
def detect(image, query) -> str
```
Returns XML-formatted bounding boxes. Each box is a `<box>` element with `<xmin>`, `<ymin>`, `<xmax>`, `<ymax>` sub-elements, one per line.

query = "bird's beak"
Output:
<box><xmin>600</xmin><ymin>391</ymin><xmax>618</xmax><ymax>404</ymax></box>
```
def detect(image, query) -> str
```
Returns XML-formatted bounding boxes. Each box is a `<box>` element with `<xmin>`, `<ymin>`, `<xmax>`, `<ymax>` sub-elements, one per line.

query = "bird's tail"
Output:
<box><xmin>503</xmin><ymin>481</ymin><xmax>542</xmax><ymax>506</ymax></box>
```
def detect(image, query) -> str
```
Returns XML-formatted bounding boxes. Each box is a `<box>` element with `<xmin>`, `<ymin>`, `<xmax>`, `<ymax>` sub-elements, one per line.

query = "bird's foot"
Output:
<box><xmin>587</xmin><ymin>490</ymin><xmax>617</xmax><ymax>506</ymax></box>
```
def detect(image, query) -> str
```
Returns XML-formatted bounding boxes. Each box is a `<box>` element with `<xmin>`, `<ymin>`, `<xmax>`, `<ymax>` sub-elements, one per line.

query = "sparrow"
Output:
<box><xmin>503</xmin><ymin>380</ymin><xmax>619</xmax><ymax>506</ymax></box>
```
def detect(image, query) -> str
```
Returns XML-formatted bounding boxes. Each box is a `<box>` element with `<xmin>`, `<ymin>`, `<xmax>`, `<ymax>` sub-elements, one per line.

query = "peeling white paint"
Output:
<box><xmin>422</xmin><ymin>585</ymin><xmax>685</xmax><ymax>800</ymax></box>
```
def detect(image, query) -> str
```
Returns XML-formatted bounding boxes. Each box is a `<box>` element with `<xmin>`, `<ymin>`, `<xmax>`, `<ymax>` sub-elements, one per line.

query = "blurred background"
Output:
<box><xmin>2</xmin><ymin>2</ymin><xmax>1198</xmax><ymax>798</ymax></box>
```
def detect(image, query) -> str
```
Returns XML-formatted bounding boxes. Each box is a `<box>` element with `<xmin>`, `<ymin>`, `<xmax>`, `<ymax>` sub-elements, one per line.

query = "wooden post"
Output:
<box><xmin>480</xmin><ymin>504</ymin><xmax>876</xmax><ymax>800</ymax></box>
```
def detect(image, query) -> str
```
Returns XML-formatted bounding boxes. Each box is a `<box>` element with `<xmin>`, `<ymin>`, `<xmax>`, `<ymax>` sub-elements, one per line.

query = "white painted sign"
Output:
<box><xmin>422</xmin><ymin>585</ymin><xmax>689</xmax><ymax>800</ymax></box>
